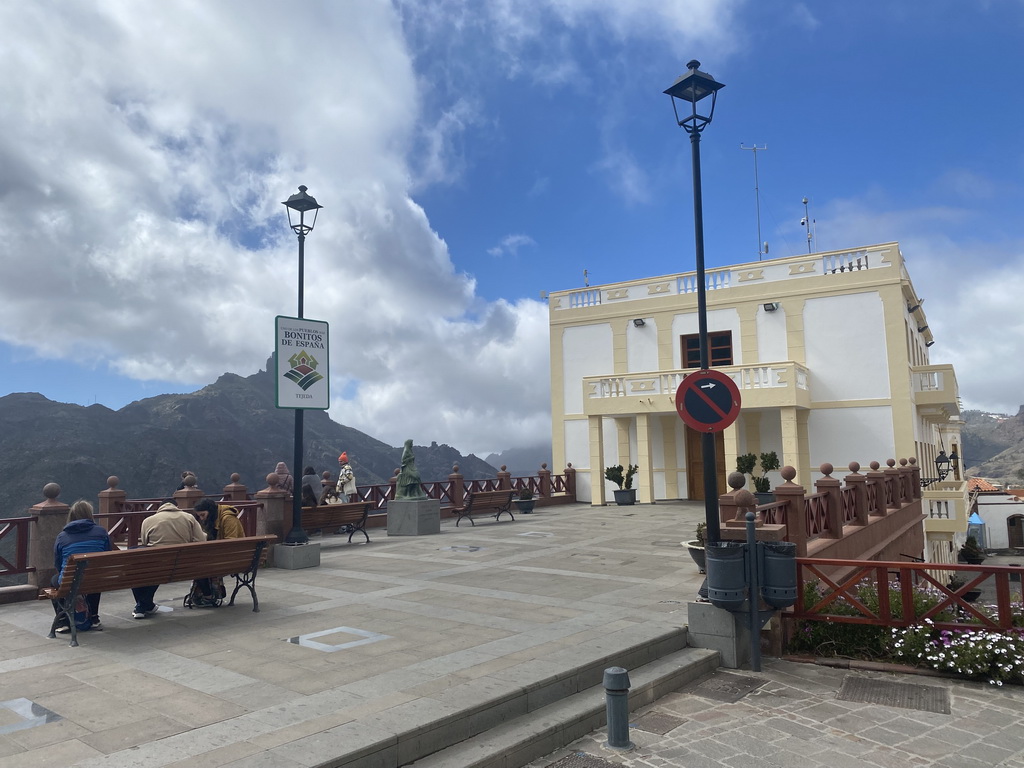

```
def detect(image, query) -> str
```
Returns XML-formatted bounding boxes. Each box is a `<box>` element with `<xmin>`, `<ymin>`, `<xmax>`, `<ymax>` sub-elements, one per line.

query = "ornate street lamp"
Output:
<box><xmin>935</xmin><ymin>450</ymin><xmax>951</xmax><ymax>482</ymax></box>
<box><xmin>665</xmin><ymin>60</ymin><xmax>726</xmax><ymax>544</ymax></box>
<box><xmin>282</xmin><ymin>185</ymin><xmax>323</xmax><ymax>545</ymax></box>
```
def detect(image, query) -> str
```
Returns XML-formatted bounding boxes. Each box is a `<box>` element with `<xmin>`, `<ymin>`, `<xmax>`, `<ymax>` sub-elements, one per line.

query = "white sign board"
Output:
<box><xmin>275</xmin><ymin>316</ymin><xmax>330</xmax><ymax>410</ymax></box>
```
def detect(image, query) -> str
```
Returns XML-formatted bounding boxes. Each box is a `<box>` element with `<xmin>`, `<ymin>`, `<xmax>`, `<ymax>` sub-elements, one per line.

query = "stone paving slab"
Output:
<box><xmin>0</xmin><ymin>501</ymin><xmax>705</xmax><ymax>767</ymax></box>
<box><xmin>527</xmin><ymin>659</ymin><xmax>1024</xmax><ymax>768</ymax></box>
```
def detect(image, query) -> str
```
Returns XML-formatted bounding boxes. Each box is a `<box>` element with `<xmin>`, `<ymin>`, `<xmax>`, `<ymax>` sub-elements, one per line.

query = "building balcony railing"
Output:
<box><xmin>582</xmin><ymin>362</ymin><xmax>810</xmax><ymax>415</ymax></box>
<box><xmin>550</xmin><ymin>243</ymin><xmax>897</xmax><ymax>311</ymax></box>
<box><xmin>912</xmin><ymin>364</ymin><xmax>960</xmax><ymax>419</ymax></box>
<box><xmin>922</xmin><ymin>479</ymin><xmax>970</xmax><ymax>534</ymax></box>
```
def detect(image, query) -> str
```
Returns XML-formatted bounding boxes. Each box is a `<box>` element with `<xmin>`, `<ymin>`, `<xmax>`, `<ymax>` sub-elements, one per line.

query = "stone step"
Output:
<box><xmin>405</xmin><ymin>646</ymin><xmax>720</xmax><ymax>768</ymax></box>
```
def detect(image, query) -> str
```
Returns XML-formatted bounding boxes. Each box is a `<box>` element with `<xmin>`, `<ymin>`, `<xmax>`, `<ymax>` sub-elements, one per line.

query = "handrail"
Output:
<box><xmin>0</xmin><ymin>516</ymin><xmax>36</xmax><ymax>577</ymax></box>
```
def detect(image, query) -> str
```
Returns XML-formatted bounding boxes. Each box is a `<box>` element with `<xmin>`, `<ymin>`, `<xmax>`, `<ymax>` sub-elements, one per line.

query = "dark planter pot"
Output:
<box><xmin>961</xmin><ymin>553</ymin><xmax>986</xmax><ymax>565</ymax></box>
<box><xmin>754</xmin><ymin>492</ymin><xmax>775</xmax><ymax>506</ymax></box>
<box><xmin>613</xmin><ymin>488</ymin><xmax>636</xmax><ymax>506</ymax></box>
<box><xmin>684</xmin><ymin>540</ymin><xmax>706</xmax><ymax>573</ymax></box>
<box><xmin>963</xmin><ymin>590</ymin><xmax>982</xmax><ymax>603</ymax></box>
<box><xmin>514</xmin><ymin>499</ymin><xmax>535</xmax><ymax>514</ymax></box>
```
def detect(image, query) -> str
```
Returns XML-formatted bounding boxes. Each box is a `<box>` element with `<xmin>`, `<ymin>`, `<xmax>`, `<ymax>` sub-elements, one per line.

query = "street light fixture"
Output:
<box><xmin>282</xmin><ymin>185</ymin><xmax>323</xmax><ymax>545</ymax></box>
<box><xmin>665</xmin><ymin>60</ymin><xmax>726</xmax><ymax>545</ymax></box>
<box><xmin>935</xmin><ymin>450</ymin><xmax>951</xmax><ymax>482</ymax></box>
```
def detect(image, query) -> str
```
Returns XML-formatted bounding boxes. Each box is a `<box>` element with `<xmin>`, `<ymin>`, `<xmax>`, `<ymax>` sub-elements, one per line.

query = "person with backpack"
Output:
<box><xmin>51</xmin><ymin>500</ymin><xmax>114</xmax><ymax>633</ymax></box>
<box><xmin>186</xmin><ymin>499</ymin><xmax>244</xmax><ymax>607</ymax></box>
<box><xmin>337</xmin><ymin>452</ymin><xmax>357</xmax><ymax>501</ymax></box>
<box><xmin>131</xmin><ymin>501</ymin><xmax>206</xmax><ymax>618</ymax></box>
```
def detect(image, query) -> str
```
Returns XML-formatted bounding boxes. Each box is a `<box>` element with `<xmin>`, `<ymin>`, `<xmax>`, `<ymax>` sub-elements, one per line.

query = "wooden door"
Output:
<box><xmin>1009</xmin><ymin>516</ymin><xmax>1023</xmax><ymax>549</ymax></box>
<box><xmin>685</xmin><ymin>427</ymin><xmax>726</xmax><ymax>500</ymax></box>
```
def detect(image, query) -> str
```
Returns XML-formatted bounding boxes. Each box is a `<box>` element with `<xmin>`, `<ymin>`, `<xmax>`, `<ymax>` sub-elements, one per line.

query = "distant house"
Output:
<box><xmin>547</xmin><ymin>241</ymin><xmax>963</xmax><ymax>502</ymax></box>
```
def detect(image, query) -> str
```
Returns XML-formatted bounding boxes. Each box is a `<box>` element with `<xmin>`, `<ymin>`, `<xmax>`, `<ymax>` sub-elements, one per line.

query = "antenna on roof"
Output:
<box><xmin>741</xmin><ymin>144</ymin><xmax>768</xmax><ymax>260</ymax></box>
<box><xmin>801</xmin><ymin>197</ymin><xmax>816</xmax><ymax>253</ymax></box>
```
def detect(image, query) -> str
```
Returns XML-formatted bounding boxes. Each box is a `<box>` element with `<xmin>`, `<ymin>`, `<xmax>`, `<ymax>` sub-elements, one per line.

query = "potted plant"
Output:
<box><xmin>736</xmin><ymin>451</ymin><xmax>780</xmax><ymax>504</ymax></box>
<box><xmin>959</xmin><ymin>535</ymin><xmax>986</xmax><ymax>565</ymax></box>
<box><xmin>946</xmin><ymin>574</ymin><xmax>981</xmax><ymax>603</ymax></box>
<box><xmin>514</xmin><ymin>488</ymin><xmax>535</xmax><ymax>514</ymax></box>
<box><xmin>605</xmin><ymin>464</ymin><xmax>639</xmax><ymax>505</ymax></box>
<box><xmin>683</xmin><ymin>521</ymin><xmax>707</xmax><ymax>573</ymax></box>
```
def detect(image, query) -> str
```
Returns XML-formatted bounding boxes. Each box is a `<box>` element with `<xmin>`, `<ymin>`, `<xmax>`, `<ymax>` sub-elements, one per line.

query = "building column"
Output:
<box><xmin>780</xmin><ymin>406</ymin><xmax>802</xmax><ymax>482</ymax></box>
<box><xmin>661</xmin><ymin>415</ymin><xmax>680</xmax><ymax>499</ymax></box>
<box><xmin>722</xmin><ymin>420</ymin><xmax>740</xmax><ymax>482</ymax></box>
<box><xmin>589</xmin><ymin>416</ymin><xmax>606</xmax><ymax>506</ymax></box>
<box><xmin>637</xmin><ymin>413</ymin><xmax>653</xmax><ymax>503</ymax></box>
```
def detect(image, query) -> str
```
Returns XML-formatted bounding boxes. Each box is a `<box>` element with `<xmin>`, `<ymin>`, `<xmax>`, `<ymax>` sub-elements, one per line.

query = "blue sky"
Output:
<box><xmin>1</xmin><ymin>1</ymin><xmax>1022</xmax><ymax>457</ymax></box>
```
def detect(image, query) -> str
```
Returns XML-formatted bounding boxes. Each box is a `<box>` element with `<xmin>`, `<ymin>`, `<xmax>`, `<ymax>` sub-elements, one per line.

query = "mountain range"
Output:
<box><xmin>962</xmin><ymin>407</ymin><xmax>1024</xmax><ymax>485</ymax></box>
<box><xmin>0</xmin><ymin>359</ymin><xmax>504</xmax><ymax>517</ymax></box>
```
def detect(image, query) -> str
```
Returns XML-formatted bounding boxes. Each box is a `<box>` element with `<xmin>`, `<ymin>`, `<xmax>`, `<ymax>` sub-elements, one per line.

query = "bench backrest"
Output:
<box><xmin>301</xmin><ymin>502</ymin><xmax>371</xmax><ymax>529</ymax></box>
<box><xmin>55</xmin><ymin>535</ymin><xmax>277</xmax><ymax>596</ymax></box>
<box><xmin>467</xmin><ymin>490</ymin><xmax>513</xmax><ymax>508</ymax></box>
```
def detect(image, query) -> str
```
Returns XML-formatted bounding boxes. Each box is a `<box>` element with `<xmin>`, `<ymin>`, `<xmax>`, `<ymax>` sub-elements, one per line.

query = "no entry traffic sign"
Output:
<box><xmin>674</xmin><ymin>369</ymin><xmax>741</xmax><ymax>433</ymax></box>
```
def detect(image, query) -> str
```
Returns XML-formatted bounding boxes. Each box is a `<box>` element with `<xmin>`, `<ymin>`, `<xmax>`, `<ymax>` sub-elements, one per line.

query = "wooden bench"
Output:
<box><xmin>301</xmin><ymin>502</ymin><xmax>373</xmax><ymax>543</ymax></box>
<box><xmin>451</xmin><ymin>490</ymin><xmax>515</xmax><ymax>527</ymax></box>
<box><xmin>40</xmin><ymin>534</ymin><xmax>277</xmax><ymax>647</ymax></box>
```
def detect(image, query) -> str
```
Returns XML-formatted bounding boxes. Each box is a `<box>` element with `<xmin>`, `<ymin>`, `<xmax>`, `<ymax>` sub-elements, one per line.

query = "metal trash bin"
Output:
<box><xmin>706</xmin><ymin>541</ymin><xmax>747</xmax><ymax>611</ymax></box>
<box><xmin>760</xmin><ymin>540</ymin><xmax>797</xmax><ymax>608</ymax></box>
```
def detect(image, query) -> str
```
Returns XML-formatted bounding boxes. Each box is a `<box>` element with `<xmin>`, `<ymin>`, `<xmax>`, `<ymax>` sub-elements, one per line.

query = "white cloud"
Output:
<box><xmin>488</xmin><ymin>234</ymin><xmax>537</xmax><ymax>258</ymax></box>
<box><xmin>0</xmin><ymin>0</ymin><xmax>744</xmax><ymax>456</ymax></box>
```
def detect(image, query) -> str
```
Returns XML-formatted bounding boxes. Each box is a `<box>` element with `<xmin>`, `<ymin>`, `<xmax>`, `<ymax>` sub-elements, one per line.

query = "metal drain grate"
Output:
<box><xmin>547</xmin><ymin>753</ymin><xmax>623</xmax><ymax>768</ymax></box>
<box><xmin>633</xmin><ymin>711</ymin><xmax>687</xmax><ymax>735</ymax></box>
<box><xmin>684</xmin><ymin>671</ymin><xmax>765</xmax><ymax>703</ymax></box>
<box><xmin>837</xmin><ymin>676</ymin><xmax>950</xmax><ymax>714</ymax></box>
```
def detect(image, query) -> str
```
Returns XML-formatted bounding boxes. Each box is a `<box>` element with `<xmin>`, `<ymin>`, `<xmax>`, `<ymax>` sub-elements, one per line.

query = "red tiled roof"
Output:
<box><xmin>968</xmin><ymin>477</ymin><xmax>1000</xmax><ymax>492</ymax></box>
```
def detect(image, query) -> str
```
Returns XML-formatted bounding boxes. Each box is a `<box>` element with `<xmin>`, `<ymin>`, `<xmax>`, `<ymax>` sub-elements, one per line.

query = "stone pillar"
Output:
<box><xmin>815</xmin><ymin>464</ymin><xmax>843</xmax><ymax>539</ymax></box>
<box><xmin>538</xmin><ymin>463</ymin><xmax>551</xmax><ymax>498</ymax></box>
<box><xmin>222</xmin><ymin>473</ymin><xmax>248</xmax><ymax>503</ymax></box>
<box><xmin>908</xmin><ymin>458</ymin><xmax>922</xmax><ymax>499</ymax></box>
<box><xmin>448</xmin><ymin>464</ymin><xmax>464</xmax><ymax>509</ymax></box>
<box><xmin>97</xmin><ymin>476</ymin><xmax>126</xmax><ymax>517</ymax></box>
<box><xmin>898</xmin><ymin>458</ymin><xmax>915</xmax><ymax>503</ymax></box>
<box><xmin>255</xmin><ymin>473</ymin><xmax>288</xmax><ymax>566</ymax></box>
<box><xmin>29</xmin><ymin>483</ymin><xmax>69</xmax><ymax>590</ymax></box>
<box><xmin>497</xmin><ymin>465</ymin><xmax>511</xmax><ymax>491</ymax></box>
<box><xmin>564</xmin><ymin>464</ymin><xmax>576</xmax><ymax>500</ymax></box>
<box><xmin>774</xmin><ymin>466</ymin><xmax>807</xmax><ymax>557</ymax></box>
<box><xmin>884</xmin><ymin>459</ymin><xmax>901</xmax><ymax>511</ymax></box>
<box><xmin>865</xmin><ymin>462</ymin><xmax>887</xmax><ymax>516</ymax></box>
<box><xmin>174</xmin><ymin>474</ymin><xmax>203</xmax><ymax>511</ymax></box>
<box><xmin>843</xmin><ymin>462</ymin><xmax>869</xmax><ymax>526</ymax></box>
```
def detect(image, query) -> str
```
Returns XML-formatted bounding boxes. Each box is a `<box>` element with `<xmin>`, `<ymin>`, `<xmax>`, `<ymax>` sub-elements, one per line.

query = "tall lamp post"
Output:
<box><xmin>282</xmin><ymin>185</ymin><xmax>322</xmax><ymax>545</ymax></box>
<box><xmin>665</xmin><ymin>60</ymin><xmax>726</xmax><ymax>545</ymax></box>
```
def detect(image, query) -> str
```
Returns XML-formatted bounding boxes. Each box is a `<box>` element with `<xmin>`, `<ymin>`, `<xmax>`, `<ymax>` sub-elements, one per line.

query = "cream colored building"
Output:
<box><xmin>548</xmin><ymin>242</ymin><xmax>963</xmax><ymax>520</ymax></box>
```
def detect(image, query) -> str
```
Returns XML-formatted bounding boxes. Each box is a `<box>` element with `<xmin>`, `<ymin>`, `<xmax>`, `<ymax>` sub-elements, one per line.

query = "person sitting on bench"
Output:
<box><xmin>131</xmin><ymin>501</ymin><xmax>206</xmax><ymax>619</ymax></box>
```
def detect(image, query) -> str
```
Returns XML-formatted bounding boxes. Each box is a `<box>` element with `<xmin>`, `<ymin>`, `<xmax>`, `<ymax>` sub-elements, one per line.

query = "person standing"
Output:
<box><xmin>131</xmin><ymin>501</ymin><xmax>206</xmax><ymax>619</ymax></box>
<box><xmin>51</xmin><ymin>500</ymin><xmax>114</xmax><ymax>632</ymax></box>
<box><xmin>337</xmin><ymin>452</ymin><xmax>357</xmax><ymax>502</ymax></box>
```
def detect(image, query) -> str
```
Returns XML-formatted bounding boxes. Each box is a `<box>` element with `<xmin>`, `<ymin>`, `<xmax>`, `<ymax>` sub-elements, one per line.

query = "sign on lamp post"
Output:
<box><xmin>275</xmin><ymin>316</ymin><xmax>330</xmax><ymax>410</ymax></box>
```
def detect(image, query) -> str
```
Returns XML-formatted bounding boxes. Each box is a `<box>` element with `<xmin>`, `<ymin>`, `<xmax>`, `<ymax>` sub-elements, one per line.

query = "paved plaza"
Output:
<box><xmin>0</xmin><ymin>500</ymin><xmax>1022</xmax><ymax>767</ymax></box>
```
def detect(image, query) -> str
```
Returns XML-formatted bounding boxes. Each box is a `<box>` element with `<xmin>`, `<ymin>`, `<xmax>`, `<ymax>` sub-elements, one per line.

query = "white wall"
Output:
<box><xmin>562</xmin><ymin>324</ymin><xmax>613</xmax><ymax>414</ymax></box>
<box><xmin>805</xmin><ymin>292</ymin><xmax>889</xmax><ymax>401</ymax></box>
<box><xmin>976</xmin><ymin>497</ymin><xmax>1024</xmax><ymax>550</ymax></box>
<box><xmin>807</xmin><ymin>406</ymin><xmax>895</xmax><ymax>468</ymax></box>
<box><xmin>756</xmin><ymin>304</ymin><xmax>789</xmax><ymax>363</ymax></box>
<box><xmin>627</xmin><ymin>319</ymin><xmax>658</xmax><ymax>372</ymax></box>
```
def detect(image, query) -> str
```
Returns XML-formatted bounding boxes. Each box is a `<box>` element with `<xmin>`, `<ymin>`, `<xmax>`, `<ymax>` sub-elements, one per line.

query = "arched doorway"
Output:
<box><xmin>1008</xmin><ymin>515</ymin><xmax>1024</xmax><ymax>549</ymax></box>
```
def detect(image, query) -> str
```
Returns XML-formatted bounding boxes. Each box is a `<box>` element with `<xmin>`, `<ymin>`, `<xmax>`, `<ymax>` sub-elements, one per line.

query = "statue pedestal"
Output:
<box><xmin>387</xmin><ymin>499</ymin><xmax>441</xmax><ymax>536</ymax></box>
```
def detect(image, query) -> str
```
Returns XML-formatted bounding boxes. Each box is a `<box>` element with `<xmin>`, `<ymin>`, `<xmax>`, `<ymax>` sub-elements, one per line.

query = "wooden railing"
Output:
<box><xmin>787</xmin><ymin>558</ymin><xmax>1022</xmax><ymax>633</ymax></box>
<box><xmin>0</xmin><ymin>516</ymin><xmax>35</xmax><ymax>578</ymax></box>
<box><xmin>99</xmin><ymin>498</ymin><xmax>262</xmax><ymax>548</ymax></box>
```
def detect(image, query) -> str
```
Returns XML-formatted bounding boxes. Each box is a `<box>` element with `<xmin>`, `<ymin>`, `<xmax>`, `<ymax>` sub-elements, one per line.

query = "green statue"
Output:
<box><xmin>395</xmin><ymin>439</ymin><xmax>427</xmax><ymax>500</ymax></box>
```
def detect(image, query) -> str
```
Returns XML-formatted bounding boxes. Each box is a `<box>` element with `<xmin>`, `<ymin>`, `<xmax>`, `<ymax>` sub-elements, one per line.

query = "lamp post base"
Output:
<box><xmin>273</xmin><ymin>542</ymin><xmax>320</xmax><ymax>570</ymax></box>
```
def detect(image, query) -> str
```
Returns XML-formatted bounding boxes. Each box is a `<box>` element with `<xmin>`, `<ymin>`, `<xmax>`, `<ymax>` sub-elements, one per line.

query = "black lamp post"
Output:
<box><xmin>282</xmin><ymin>185</ymin><xmax>322</xmax><ymax>545</ymax></box>
<box><xmin>665</xmin><ymin>60</ymin><xmax>726</xmax><ymax>544</ymax></box>
<box><xmin>935</xmin><ymin>450</ymin><xmax>951</xmax><ymax>482</ymax></box>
